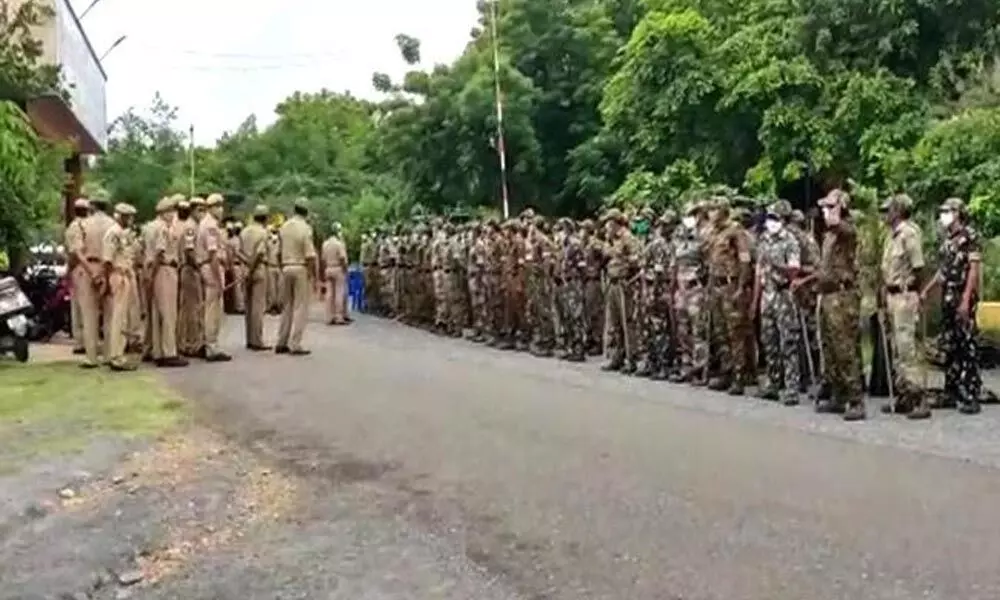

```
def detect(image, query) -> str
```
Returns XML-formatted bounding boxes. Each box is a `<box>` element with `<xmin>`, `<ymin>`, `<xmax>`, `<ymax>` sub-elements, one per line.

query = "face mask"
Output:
<box><xmin>632</xmin><ymin>220</ymin><xmax>650</xmax><ymax>236</ymax></box>
<box><xmin>939</xmin><ymin>211</ymin><xmax>955</xmax><ymax>227</ymax></box>
<box><xmin>823</xmin><ymin>207</ymin><xmax>840</xmax><ymax>226</ymax></box>
<box><xmin>765</xmin><ymin>219</ymin><xmax>782</xmax><ymax>234</ymax></box>
<box><xmin>682</xmin><ymin>216</ymin><xmax>697</xmax><ymax>229</ymax></box>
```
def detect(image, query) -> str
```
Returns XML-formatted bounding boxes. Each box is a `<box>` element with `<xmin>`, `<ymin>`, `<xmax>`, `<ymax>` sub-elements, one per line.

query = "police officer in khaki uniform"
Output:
<box><xmin>229</xmin><ymin>221</ymin><xmax>247</xmax><ymax>313</ymax></box>
<box><xmin>101</xmin><ymin>203</ymin><xmax>139</xmax><ymax>371</ymax></box>
<box><xmin>150</xmin><ymin>196</ymin><xmax>188</xmax><ymax>367</ymax></box>
<box><xmin>70</xmin><ymin>197</ymin><xmax>116</xmax><ymax>368</ymax></box>
<box><xmin>321</xmin><ymin>222</ymin><xmax>349</xmax><ymax>325</ymax></box>
<box><xmin>65</xmin><ymin>198</ymin><xmax>90</xmax><ymax>355</ymax></box>
<box><xmin>196</xmin><ymin>193</ymin><xmax>231</xmax><ymax>361</ymax></box>
<box><xmin>276</xmin><ymin>198</ymin><xmax>318</xmax><ymax>355</ymax></box>
<box><xmin>879</xmin><ymin>193</ymin><xmax>929</xmax><ymax>419</ymax></box>
<box><xmin>241</xmin><ymin>205</ymin><xmax>271</xmax><ymax>350</ymax></box>
<box><xmin>139</xmin><ymin>201</ymin><xmax>163</xmax><ymax>361</ymax></box>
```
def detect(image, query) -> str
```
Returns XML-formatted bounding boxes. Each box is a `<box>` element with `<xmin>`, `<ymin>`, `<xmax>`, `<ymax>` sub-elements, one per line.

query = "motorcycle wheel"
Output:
<box><xmin>13</xmin><ymin>337</ymin><xmax>29</xmax><ymax>363</ymax></box>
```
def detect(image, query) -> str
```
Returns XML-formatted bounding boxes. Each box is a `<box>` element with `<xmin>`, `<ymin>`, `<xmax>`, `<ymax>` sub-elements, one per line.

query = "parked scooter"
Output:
<box><xmin>0</xmin><ymin>276</ymin><xmax>33</xmax><ymax>362</ymax></box>
<box><xmin>19</xmin><ymin>266</ymin><xmax>71</xmax><ymax>341</ymax></box>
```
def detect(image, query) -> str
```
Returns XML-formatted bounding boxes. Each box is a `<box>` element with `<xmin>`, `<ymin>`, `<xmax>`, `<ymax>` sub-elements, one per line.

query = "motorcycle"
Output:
<box><xmin>19</xmin><ymin>266</ymin><xmax>72</xmax><ymax>341</ymax></box>
<box><xmin>0</xmin><ymin>276</ymin><xmax>33</xmax><ymax>362</ymax></box>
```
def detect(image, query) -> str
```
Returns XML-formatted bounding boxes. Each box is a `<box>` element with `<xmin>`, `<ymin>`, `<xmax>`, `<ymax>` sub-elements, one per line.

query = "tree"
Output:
<box><xmin>0</xmin><ymin>0</ymin><xmax>68</xmax><ymax>261</ymax></box>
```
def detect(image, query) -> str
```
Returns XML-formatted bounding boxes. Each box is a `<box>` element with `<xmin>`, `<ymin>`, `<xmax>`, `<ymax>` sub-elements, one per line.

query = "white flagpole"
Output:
<box><xmin>189</xmin><ymin>124</ymin><xmax>195</xmax><ymax>196</ymax></box>
<box><xmin>488</xmin><ymin>0</ymin><xmax>510</xmax><ymax>219</ymax></box>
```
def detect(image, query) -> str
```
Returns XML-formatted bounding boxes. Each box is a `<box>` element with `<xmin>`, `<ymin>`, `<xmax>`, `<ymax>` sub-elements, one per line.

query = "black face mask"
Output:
<box><xmin>73</xmin><ymin>209</ymin><xmax>88</xmax><ymax>219</ymax></box>
<box><xmin>178</xmin><ymin>209</ymin><xmax>192</xmax><ymax>220</ymax></box>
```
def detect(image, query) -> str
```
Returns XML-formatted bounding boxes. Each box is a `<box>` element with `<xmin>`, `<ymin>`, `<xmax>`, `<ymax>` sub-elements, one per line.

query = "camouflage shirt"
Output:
<box><xmin>939</xmin><ymin>223</ymin><xmax>981</xmax><ymax>306</ymax></box>
<box><xmin>757</xmin><ymin>227</ymin><xmax>800</xmax><ymax>294</ymax></box>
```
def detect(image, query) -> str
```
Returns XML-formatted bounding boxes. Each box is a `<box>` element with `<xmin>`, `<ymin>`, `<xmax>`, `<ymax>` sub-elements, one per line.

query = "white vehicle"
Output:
<box><xmin>25</xmin><ymin>243</ymin><xmax>68</xmax><ymax>278</ymax></box>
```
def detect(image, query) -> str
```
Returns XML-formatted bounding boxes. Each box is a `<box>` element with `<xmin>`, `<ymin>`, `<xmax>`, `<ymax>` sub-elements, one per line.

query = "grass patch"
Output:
<box><xmin>0</xmin><ymin>361</ymin><xmax>186</xmax><ymax>469</ymax></box>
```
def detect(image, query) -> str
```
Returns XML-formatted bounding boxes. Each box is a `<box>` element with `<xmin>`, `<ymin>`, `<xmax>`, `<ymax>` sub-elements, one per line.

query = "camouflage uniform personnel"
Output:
<box><xmin>671</xmin><ymin>202</ymin><xmax>709</xmax><ymax>383</ymax></box>
<box><xmin>430</xmin><ymin>224</ymin><xmax>450</xmax><ymax>330</ymax></box>
<box><xmin>705</xmin><ymin>198</ymin><xmax>752</xmax><ymax>394</ymax></box>
<box><xmin>879</xmin><ymin>194</ymin><xmax>929</xmax><ymax>418</ymax></box>
<box><xmin>581</xmin><ymin>221</ymin><xmax>606</xmax><ymax>356</ymax></box>
<box><xmin>378</xmin><ymin>231</ymin><xmax>399</xmax><ymax>317</ymax></box>
<box><xmin>446</xmin><ymin>226</ymin><xmax>469</xmax><ymax>336</ymax></box>
<box><xmin>503</xmin><ymin>221</ymin><xmax>528</xmax><ymax>350</ymax></box>
<box><xmin>485</xmin><ymin>221</ymin><xmax>506</xmax><ymax>345</ymax></box>
<box><xmin>528</xmin><ymin>218</ymin><xmax>557</xmax><ymax>356</ymax></box>
<box><xmin>932</xmin><ymin>197</ymin><xmax>982</xmax><ymax>414</ymax></box>
<box><xmin>359</xmin><ymin>233</ymin><xmax>376</xmax><ymax>313</ymax></box>
<box><xmin>629</xmin><ymin>209</ymin><xmax>654</xmax><ymax>368</ymax></box>
<box><xmin>789</xmin><ymin>210</ymin><xmax>820</xmax><ymax>389</ymax></box>
<box><xmin>601</xmin><ymin>209</ymin><xmax>642</xmax><ymax>372</ymax></box>
<box><xmin>636</xmin><ymin>212</ymin><xmax>674</xmax><ymax>379</ymax></box>
<box><xmin>467</xmin><ymin>223</ymin><xmax>488</xmax><ymax>341</ymax></box>
<box><xmin>558</xmin><ymin>219</ymin><xmax>587</xmax><ymax>361</ymax></box>
<box><xmin>814</xmin><ymin>190</ymin><xmax>865</xmax><ymax>420</ymax></box>
<box><xmin>756</xmin><ymin>201</ymin><xmax>802</xmax><ymax>405</ymax></box>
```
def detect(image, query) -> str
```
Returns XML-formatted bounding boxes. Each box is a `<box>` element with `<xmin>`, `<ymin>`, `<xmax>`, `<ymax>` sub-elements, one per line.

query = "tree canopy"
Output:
<box><xmin>92</xmin><ymin>0</ymin><xmax>1000</xmax><ymax>244</ymax></box>
<box><xmin>0</xmin><ymin>0</ymin><xmax>68</xmax><ymax>257</ymax></box>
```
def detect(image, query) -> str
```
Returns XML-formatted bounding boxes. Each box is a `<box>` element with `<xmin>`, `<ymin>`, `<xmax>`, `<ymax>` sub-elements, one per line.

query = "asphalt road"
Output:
<box><xmin>168</xmin><ymin>312</ymin><xmax>1000</xmax><ymax>600</ymax></box>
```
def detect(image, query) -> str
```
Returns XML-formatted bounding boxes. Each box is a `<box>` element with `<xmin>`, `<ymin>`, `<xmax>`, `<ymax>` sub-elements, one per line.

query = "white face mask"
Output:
<box><xmin>939</xmin><ymin>211</ymin><xmax>955</xmax><ymax>227</ymax></box>
<box><xmin>765</xmin><ymin>219</ymin><xmax>782</xmax><ymax>234</ymax></box>
<box><xmin>682</xmin><ymin>216</ymin><xmax>697</xmax><ymax>229</ymax></box>
<box><xmin>823</xmin><ymin>207</ymin><xmax>840</xmax><ymax>226</ymax></box>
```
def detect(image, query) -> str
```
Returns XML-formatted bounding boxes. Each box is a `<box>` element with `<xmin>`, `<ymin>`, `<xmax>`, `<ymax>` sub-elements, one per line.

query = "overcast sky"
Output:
<box><xmin>74</xmin><ymin>0</ymin><xmax>479</xmax><ymax>146</ymax></box>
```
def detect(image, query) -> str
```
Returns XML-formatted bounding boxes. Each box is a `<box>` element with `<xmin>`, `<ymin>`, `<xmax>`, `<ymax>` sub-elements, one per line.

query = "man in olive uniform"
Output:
<box><xmin>704</xmin><ymin>197</ymin><xmax>752</xmax><ymax>394</ymax></box>
<box><xmin>581</xmin><ymin>219</ymin><xmax>606</xmax><ymax>356</ymax></box>
<box><xmin>636</xmin><ymin>211</ymin><xmax>674</xmax><ymax>379</ymax></box>
<box><xmin>921</xmin><ymin>197</ymin><xmax>982</xmax><ymax>415</ymax></box>
<box><xmin>788</xmin><ymin>209</ymin><xmax>820</xmax><ymax>390</ymax></box>
<box><xmin>795</xmin><ymin>189</ymin><xmax>864</xmax><ymax>420</ymax></box>
<box><xmin>467</xmin><ymin>221</ymin><xmax>488</xmax><ymax>342</ymax></box>
<box><xmin>276</xmin><ymin>198</ymin><xmax>318</xmax><ymax>355</ymax></box>
<box><xmin>101</xmin><ymin>203</ymin><xmax>139</xmax><ymax>371</ymax></box>
<box><xmin>241</xmin><ymin>205</ymin><xmax>272</xmax><ymax>350</ymax></box>
<box><xmin>196</xmin><ymin>194</ymin><xmax>232</xmax><ymax>362</ymax></box>
<box><xmin>754</xmin><ymin>200</ymin><xmax>802</xmax><ymax>405</ymax></box>
<box><xmin>602</xmin><ymin>209</ymin><xmax>642</xmax><ymax>373</ymax></box>
<box><xmin>321</xmin><ymin>222</ymin><xmax>349</xmax><ymax>326</ymax></box>
<box><xmin>557</xmin><ymin>218</ymin><xmax>587</xmax><ymax>361</ymax></box>
<box><xmin>150</xmin><ymin>196</ymin><xmax>188</xmax><ymax>367</ymax></box>
<box><xmin>879</xmin><ymin>194</ymin><xmax>930</xmax><ymax>419</ymax></box>
<box><xmin>177</xmin><ymin>197</ymin><xmax>204</xmax><ymax>357</ymax></box>
<box><xmin>65</xmin><ymin>198</ymin><xmax>90</xmax><ymax>355</ymax></box>
<box><xmin>430</xmin><ymin>221</ymin><xmax>450</xmax><ymax>331</ymax></box>
<box><xmin>671</xmin><ymin>202</ymin><xmax>710</xmax><ymax>383</ymax></box>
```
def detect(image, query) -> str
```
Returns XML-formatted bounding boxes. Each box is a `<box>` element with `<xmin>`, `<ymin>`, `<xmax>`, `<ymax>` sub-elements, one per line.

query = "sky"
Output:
<box><xmin>73</xmin><ymin>0</ymin><xmax>480</xmax><ymax>146</ymax></box>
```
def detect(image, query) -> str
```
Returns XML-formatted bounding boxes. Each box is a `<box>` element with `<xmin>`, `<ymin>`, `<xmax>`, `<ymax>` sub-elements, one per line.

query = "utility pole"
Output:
<box><xmin>488</xmin><ymin>0</ymin><xmax>510</xmax><ymax>219</ymax></box>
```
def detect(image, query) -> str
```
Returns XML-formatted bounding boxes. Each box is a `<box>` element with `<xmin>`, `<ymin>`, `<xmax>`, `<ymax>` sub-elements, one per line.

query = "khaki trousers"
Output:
<box><xmin>325</xmin><ymin>269</ymin><xmax>346</xmax><ymax>324</ymax></box>
<box><xmin>244</xmin><ymin>268</ymin><xmax>268</xmax><ymax>347</ymax></box>
<box><xmin>107</xmin><ymin>270</ymin><xmax>132</xmax><ymax>366</ymax></box>
<box><xmin>888</xmin><ymin>291</ymin><xmax>920</xmax><ymax>393</ymax></box>
<box><xmin>200</xmin><ymin>264</ymin><xmax>224</xmax><ymax>355</ymax></box>
<box><xmin>72</xmin><ymin>264</ymin><xmax>105</xmax><ymax>365</ymax></box>
<box><xmin>153</xmin><ymin>266</ymin><xmax>179</xmax><ymax>359</ymax></box>
<box><xmin>70</xmin><ymin>286</ymin><xmax>84</xmax><ymax>350</ymax></box>
<box><xmin>277</xmin><ymin>265</ymin><xmax>310</xmax><ymax>350</ymax></box>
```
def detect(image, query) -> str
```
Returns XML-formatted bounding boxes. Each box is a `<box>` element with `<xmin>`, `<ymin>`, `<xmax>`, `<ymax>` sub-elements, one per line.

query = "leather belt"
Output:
<box><xmin>886</xmin><ymin>284</ymin><xmax>918</xmax><ymax>294</ymax></box>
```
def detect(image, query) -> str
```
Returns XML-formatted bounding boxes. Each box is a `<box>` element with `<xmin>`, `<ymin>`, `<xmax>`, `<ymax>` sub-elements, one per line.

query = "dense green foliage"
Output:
<box><xmin>93</xmin><ymin>0</ymin><xmax>1000</xmax><ymax>247</ymax></box>
<box><xmin>0</xmin><ymin>0</ymin><xmax>68</xmax><ymax>258</ymax></box>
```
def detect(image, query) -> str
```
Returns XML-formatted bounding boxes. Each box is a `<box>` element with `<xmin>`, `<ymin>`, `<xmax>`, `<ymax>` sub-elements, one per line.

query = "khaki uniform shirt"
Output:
<box><xmin>881</xmin><ymin>220</ymin><xmax>924</xmax><ymax>289</ymax></box>
<box><xmin>78</xmin><ymin>212</ymin><xmax>116</xmax><ymax>262</ymax></box>
<box><xmin>277</xmin><ymin>216</ymin><xmax>317</xmax><ymax>267</ymax></box>
<box><xmin>101</xmin><ymin>222</ymin><xmax>133</xmax><ymax>272</ymax></box>
<box><xmin>195</xmin><ymin>214</ymin><xmax>223</xmax><ymax>266</ymax></box>
<box><xmin>141</xmin><ymin>220</ymin><xmax>160</xmax><ymax>267</ymax></box>
<box><xmin>321</xmin><ymin>236</ymin><xmax>348</xmax><ymax>274</ymax></box>
<box><xmin>64</xmin><ymin>217</ymin><xmax>87</xmax><ymax>268</ymax></box>
<box><xmin>240</xmin><ymin>223</ymin><xmax>269</xmax><ymax>272</ymax></box>
<box><xmin>153</xmin><ymin>217</ymin><xmax>182</xmax><ymax>265</ymax></box>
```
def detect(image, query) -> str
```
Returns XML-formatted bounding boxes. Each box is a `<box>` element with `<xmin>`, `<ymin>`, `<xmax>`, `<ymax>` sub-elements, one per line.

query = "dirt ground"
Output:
<box><xmin>4</xmin><ymin>313</ymin><xmax>1000</xmax><ymax>599</ymax></box>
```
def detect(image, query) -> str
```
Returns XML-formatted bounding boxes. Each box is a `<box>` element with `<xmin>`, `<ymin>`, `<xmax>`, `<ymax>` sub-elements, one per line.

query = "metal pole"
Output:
<box><xmin>488</xmin><ymin>0</ymin><xmax>510</xmax><ymax>219</ymax></box>
<box><xmin>98</xmin><ymin>35</ymin><xmax>127</xmax><ymax>62</ymax></box>
<box><xmin>189</xmin><ymin>125</ymin><xmax>195</xmax><ymax>196</ymax></box>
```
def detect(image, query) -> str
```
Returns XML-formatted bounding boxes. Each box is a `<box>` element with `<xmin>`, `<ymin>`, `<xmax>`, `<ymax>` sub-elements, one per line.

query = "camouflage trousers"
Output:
<box><xmin>558</xmin><ymin>277</ymin><xmax>586</xmax><ymax>357</ymax></box>
<box><xmin>433</xmin><ymin>269</ymin><xmax>448</xmax><ymax>326</ymax></box>
<box><xmin>819</xmin><ymin>289</ymin><xmax>863</xmax><ymax>405</ymax></box>
<box><xmin>604</xmin><ymin>280</ymin><xmax>636</xmax><ymax>365</ymax></box>
<box><xmin>447</xmin><ymin>271</ymin><xmax>469</xmax><ymax>334</ymax></box>
<box><xmin>468</xmin><ymin>272</ymin><xmax>487</xmax><ymax>334</ymax></box>
<box><xmin>674</xmin><ymin>280</ymin><xmax>708</xmax><ymax>375</ymax></box>
<box><xmin>584</xmin><ymin>278</ymin><xmax>603</xmax><ymax>352</ymax></box>
<box><xmin>380</xmin><ymin>267</ymin><xmax>397</xmax><ymax>315</ymax></box>
<box><xmin>709</xmin><ymin>282</ymin><xmax>750</xmax><ymax>383</ymax></box>
<box><xmin>796</xmin><ymin>291</ymin><xmax>819</xmax><ymax>387</ymax></box>
<box><xmin>886</xmin><ymin>291</ymin><xmax>922</xmax><ymax>405</ymax></box>
<box><xmin>525</xmin><ymin>267</ymin><xmax>542</xmax><ymax>342</ymax></box>
<box><xmin>486</xmin><ymin>273</ymin><xmax>504</xmax><ymax>339</ymax></box>
<box><xmin>503</xmin><ymin>275</ymin><xmax>526</xmax><ymax>345</ymax></box>
<box><xmin>760</xmin><ymin>287</ymin><xmax>800</xmax><ymax>399</ymax></box>
<box><xmin>631</xmin><ymin>279</ymin><xmax>647</xmax><ymax>363</ymax></box>
<box><xmin>533</xmin><ymin>275</ymin><xmax>556</xmax><ymax>350</ymax></box>
<box><xmin>941</xmin><ymin>300</ymin><xmax>981</xmax><ymax>404</ymax></box>
<box><xmin>641</xmin><ymin>278</ymin><xmax>672</xmax><ymax>373</ymax></box>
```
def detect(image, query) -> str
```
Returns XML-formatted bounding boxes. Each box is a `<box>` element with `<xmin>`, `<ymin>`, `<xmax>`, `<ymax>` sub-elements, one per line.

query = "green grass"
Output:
<box><xmin>0</xmin><ymin>361</ymin><xmax>186</xmax><ymax>471</ymax></box>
